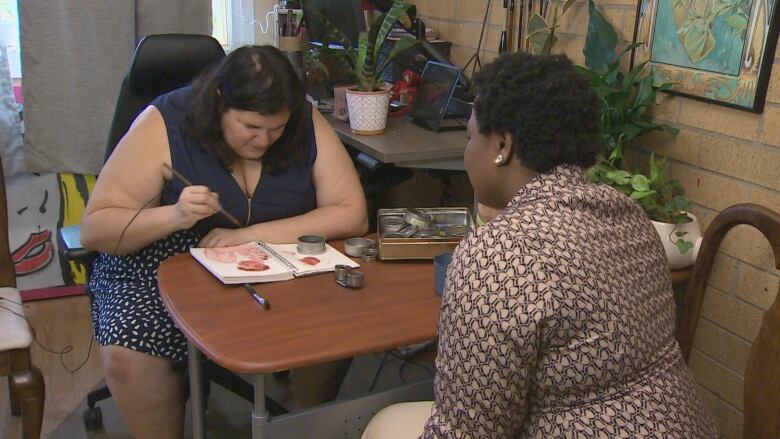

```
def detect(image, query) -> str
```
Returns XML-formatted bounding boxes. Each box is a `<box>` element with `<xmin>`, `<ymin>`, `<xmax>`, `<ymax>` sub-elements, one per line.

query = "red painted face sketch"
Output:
<box><xmin>299</xmin><ymin>256</ymin><xmax>321</xmax><ymax>266</ymax></box>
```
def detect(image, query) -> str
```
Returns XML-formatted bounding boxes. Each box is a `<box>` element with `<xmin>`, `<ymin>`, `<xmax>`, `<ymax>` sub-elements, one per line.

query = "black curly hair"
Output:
<box><xmin>472</xmin><ymin>52</ymin><xmax>601</xmax><ymax>173</ymax></box>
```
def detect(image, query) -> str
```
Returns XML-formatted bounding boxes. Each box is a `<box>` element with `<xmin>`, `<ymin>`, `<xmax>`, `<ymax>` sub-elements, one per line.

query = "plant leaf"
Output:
<box><xmin>583</xmin><ymin>0</ymin><xmax>618</xmax><ymax>74</ymax></box>
<box><xmin>606</xmin><ymin>169</ymin><xmax>631</xmax><ymax>185</ymax></box>
<box><xmin>614</xmin><ymin>123</ymin><xmax>643</xmax><ymax>141</ymax></box>
<box><xmin>375</xmin><ymin>36</ymin><xmax>420</xmax><ymax>79</ymax></box>
<box><xmin>622</xmin><ymin>61</ymin><xmax>647</xmax><ymax>89</ymax></box>
<box><xmin>561</xmin><ymin>0</ymin><xmax>578</xmax><ymax>15</ymax></box>
<box><xmin>631</xmin><ymin>174</ymin><xmax>650</xmax><ymax>192</ymax></box>
<box><xmin>630</xmin><ymin>189</ymin><xmax>656</xmax><ymax>200</ymax></box>
<box><xmin>373</xmin><ymin>3</ymin><xmax>410</xmax><ymax>62</ymax></box>
<box><xmin>674</xmin><ymin>238</ymin><xmax>694</xmax><ymax>254</ymax></box>
<box><xmin>660</xmin><ymin>124</ymin><xmax>679</xmax><ymax>137</ymax></box>
<box><xmin>649</xmin><ymin>153</ymin><xmax>662</xmax><ymax>183</ymax></box>
<box><xmin>528</xmin><ymin>13</ymin><xmax>551</xmax><ymax>55</ymax></box>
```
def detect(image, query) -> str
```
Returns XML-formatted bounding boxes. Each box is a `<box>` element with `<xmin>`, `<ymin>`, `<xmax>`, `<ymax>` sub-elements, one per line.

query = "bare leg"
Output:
<box><xmin>292</xmin><ymin>358</ymin><xmax>353</xmax><ymax>409</ymax></box>
<box><xmin>101</xmin><ymin>345</ymin><xmax>184</xmax><ymax>439</ymax></box>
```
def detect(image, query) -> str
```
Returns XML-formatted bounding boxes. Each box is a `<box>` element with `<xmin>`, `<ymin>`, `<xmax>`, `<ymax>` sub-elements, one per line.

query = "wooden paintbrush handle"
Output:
<box><xmin>161</xmin><ymin>163</ymin><xmax>242</xmax><ymax>227</ymax></box>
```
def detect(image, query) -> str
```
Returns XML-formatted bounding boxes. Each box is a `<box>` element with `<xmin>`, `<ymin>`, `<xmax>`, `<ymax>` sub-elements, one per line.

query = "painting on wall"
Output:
<box><xmin>632</xmin><ymin>0</ymin><xmax>780</xmax><ymax>112</ymax></box>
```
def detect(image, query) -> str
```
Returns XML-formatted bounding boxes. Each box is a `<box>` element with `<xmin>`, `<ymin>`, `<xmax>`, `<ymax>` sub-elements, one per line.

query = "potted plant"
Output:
<box><xmin>579</xmin><ymin>0</ymin><xmax>701</xmax><ymax>269</ymax></box>
<box><xmin>311</xmin><ymin>0</ymin><xmax>419</xmax><ymax>135</ymax></box>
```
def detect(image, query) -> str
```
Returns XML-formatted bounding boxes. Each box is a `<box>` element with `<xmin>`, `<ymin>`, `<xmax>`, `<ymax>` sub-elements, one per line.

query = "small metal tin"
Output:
<box><xmin>334</xmin><ymin>264</ymin><xmax>352</xmax><ymax>283</ymax></box>
<box><xmin>398</xmin><ymin>225</ymin><xmax>418</xmax><ymax>238</ymax></box>
<box><xmin>404</xmin><ymin>208</ymin><xmax>433</xmax><ymax>227</ymax></box>
<box><xmin>444</xmin><ymin>225</ymin><xmax>470</xmax><ymax>237</ymax></box>
<box><xmin>345</xmin><ymin>271</ymin><xmax>365</xmax><ymax>288</ymax></box>
<box><xmin>344</xmin><ymin>237</ymin><xmax>376</xmax><ymax>258</ymax></box>
<box><xmin>382</xmin><ymin>232</ymin><xmax>406</xmax><ymax>238</ymax></box>
<box><xmin>380</xmin><ymin>216</ymin><xmax>405</xmax><ymax>232</ymax></box>
<box><xmin>415</xmin><ymin>225</ymin><xmax>439</xmax><ymax>237</ymax></box>
<box><xmin>297</xmin><ymin>235</ymin><xmax>326</xmax><ymax>255</ymax></box>
<box><xmin>361</xmin><ymin>247</ymin><xmax>378</xmax><ymax>261</ymax></box>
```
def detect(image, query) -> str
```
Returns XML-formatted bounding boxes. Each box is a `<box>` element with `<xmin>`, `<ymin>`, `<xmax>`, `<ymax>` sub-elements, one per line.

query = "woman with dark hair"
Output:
<box><xmin>81</xmin><ymin>45</ymin><xmax>367</xmax><ymax>438</ymax></box>
<box><xmin>362</xmin><ymin>53</ymin><xmax>717</xmax><ymax>438</ymax></box>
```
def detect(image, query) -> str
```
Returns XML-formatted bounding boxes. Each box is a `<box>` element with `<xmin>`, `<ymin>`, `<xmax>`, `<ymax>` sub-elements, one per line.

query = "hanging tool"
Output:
<box><xmin>506</xmin><ymin>0</ymin><xmax>516</xmax><ymax>53</ymax></box>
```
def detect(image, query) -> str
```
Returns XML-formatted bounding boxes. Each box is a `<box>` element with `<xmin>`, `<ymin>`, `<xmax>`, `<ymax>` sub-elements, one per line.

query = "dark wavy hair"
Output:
<box><xmin>187</xmin><ymin>45</ymin><xmax>306</xmax><ymax>174</ymax></box>
<box><xmin>472</xmin><ymin>53</ymin><xmax>601</xmax><ymax>173</ymax></box>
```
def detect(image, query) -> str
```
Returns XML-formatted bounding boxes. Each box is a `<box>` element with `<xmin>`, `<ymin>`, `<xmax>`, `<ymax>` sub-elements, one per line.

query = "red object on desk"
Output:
<box><xmin>389</xmin><ymin>70</ymin><xmax>420</xmax><ymax>117</ymax></box>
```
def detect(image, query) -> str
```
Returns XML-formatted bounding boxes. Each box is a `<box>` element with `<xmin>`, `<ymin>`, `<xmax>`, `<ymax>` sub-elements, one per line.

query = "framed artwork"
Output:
<box><xmin>632</xmin><ymin>0</ymin><xmax>780</xmax><ymax>112</ymax></box>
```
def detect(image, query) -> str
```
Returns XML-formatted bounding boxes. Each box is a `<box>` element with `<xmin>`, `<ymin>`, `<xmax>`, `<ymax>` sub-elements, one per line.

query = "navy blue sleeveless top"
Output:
<box><xmin>152</xmin><ymin>86</ymin><xmax>317</xmax><ymax>232</ymax></box>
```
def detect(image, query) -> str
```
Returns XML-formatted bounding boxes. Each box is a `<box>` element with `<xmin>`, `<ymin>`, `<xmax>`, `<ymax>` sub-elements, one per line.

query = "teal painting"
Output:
<box><xmin>651</xmin><ymin>0</ymin><xmax>753</xmax><ymax>75</ymax></box>
<box><xmin>634</xmin><ymin>0</ymin><xmax>780</xmax><ymax>112</ymax></box>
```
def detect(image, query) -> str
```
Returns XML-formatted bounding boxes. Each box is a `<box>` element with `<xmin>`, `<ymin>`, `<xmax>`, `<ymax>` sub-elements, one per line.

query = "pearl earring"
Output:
<box><xmin>494</xmin><ymin>154</ymin><xmax>504</xmax><ymax>165</ymax></box>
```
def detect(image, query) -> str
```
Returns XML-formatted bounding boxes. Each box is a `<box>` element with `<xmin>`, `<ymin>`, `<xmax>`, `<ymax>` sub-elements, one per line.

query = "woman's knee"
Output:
<box><xmin>101</xmin><ymin>345</ymin><xmax>171</xmax><ymax>387</ymax></box>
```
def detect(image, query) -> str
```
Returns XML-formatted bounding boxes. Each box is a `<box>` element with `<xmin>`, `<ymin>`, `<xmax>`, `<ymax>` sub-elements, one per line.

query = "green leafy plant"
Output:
<box><xmin>578</xmin><ymin>0</ymin><xmax>694</xmax><ymax>253</ymax></box>
<box><xmin>526</xmin><ymin>0</ymin><xmax>577</xmax><ymax>55</ymax></box>
<box><xmin>305</xmin><ymin>0</ymin><xmax>419</xmax><ymax>92</ymax></box>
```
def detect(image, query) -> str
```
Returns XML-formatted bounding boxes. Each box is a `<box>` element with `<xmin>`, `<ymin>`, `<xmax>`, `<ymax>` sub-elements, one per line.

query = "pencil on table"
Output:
<box><xmin>161</xmin><ymin>163</ymin><xmax>242</xmax><ymax>227</ymax></box>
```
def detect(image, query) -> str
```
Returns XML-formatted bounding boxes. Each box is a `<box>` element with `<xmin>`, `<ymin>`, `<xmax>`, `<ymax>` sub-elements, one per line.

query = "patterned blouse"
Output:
<box><xmin>420</xmin><ymin>165</ymin><xmax>718</xmax><ymax>438</ymax></box>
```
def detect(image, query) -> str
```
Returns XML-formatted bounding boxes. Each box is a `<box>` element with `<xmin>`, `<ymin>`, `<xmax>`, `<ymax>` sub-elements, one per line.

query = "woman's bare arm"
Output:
<box><xmin>81</xmin><ymin>106</ymin><xmax>220</xmax><ymax>254</ymax></box>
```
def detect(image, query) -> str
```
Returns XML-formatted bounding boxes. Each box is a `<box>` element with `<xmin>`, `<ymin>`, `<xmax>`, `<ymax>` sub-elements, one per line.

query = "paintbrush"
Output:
<box><xmin>162</xmin><ymin>163</ymin><xmax>242</xmax><ymax>227</ymax></box>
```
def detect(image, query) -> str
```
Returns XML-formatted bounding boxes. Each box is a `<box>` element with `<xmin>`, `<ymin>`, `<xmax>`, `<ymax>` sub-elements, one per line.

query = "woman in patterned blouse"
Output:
<box><xmin>363</xmin><ymin>53</ymin><xmax>719</xmax><ymax>438</ymax></box>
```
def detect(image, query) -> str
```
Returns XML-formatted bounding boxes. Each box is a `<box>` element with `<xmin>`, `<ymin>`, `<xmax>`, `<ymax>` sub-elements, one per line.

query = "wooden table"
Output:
<box><xmin>158</xmin><ymin>239</ymin><xmax>441</xmax><ymax>439</ymax></box>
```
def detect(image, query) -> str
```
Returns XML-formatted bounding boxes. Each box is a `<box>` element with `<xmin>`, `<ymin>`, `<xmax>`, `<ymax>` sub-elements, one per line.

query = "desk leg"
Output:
<box><xmin>188</xmin><ymin>342</ymin><xmax>206</xmax><ymax>439</ymax></box>
<box><xmin>252</xmin><ymin>374</ymin><xmax>270</xmax><ymax>439</ymax></box>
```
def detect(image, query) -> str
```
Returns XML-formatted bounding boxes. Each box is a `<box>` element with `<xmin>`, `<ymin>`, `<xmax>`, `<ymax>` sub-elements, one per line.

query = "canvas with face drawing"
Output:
<box><xmin>189</xmin><ymin>241</ymin><xmax>359</xmax><ymax>284</ymax></box>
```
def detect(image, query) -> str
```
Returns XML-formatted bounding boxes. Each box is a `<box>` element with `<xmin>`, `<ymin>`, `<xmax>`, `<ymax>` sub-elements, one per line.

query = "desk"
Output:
<box><xmin>158</xmin><ymin>239</ymin><xmax>441</xmax><ymax>439</ymax></box>
<box><xmin>325</xmin><ymin>114</ymin><xmax>467</xmax><ymax>170</ymax></box>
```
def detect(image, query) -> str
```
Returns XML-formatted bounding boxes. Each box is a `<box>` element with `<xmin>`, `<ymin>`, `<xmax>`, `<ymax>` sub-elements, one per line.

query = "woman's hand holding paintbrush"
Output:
<box><xmin>162</xmin><ymin>163</ymin><xmax>242</xmax><ymax>228</ymax></box>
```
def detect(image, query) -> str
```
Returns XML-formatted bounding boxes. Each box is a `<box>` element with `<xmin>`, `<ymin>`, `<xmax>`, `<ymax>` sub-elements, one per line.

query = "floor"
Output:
<box><xmin>0</xmin><ymin>295</ymin><xmax>436</xmax><ymax>439</ymax></box>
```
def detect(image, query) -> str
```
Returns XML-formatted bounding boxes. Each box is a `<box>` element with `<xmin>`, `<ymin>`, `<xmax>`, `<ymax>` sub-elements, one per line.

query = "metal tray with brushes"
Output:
<box><xmin>377</xmin><ymin>207</ymin><xmax>474</xmax><ymax>260</ymax></box>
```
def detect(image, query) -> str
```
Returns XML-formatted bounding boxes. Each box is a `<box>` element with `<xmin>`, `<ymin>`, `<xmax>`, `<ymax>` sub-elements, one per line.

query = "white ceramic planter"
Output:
<box><xmin>651</xmin><ymin>212</ymin><xmax>703</xmax><ymax>270</ymax></box>
<box><xmin>345</xmin><ymin>87</ymin><xmax>390</xmax><ymax>135</ymax></box>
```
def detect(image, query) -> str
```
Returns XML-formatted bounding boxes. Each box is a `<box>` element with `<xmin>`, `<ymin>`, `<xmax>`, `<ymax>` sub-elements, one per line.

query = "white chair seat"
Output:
<box><xmin>0</xmin><ymin>287</ymin><xmax>32</xmax><ymax>350</ymax></box>
<box><xmin>361</xmin><ymin>401</ymin><xmax>434</xmax><ymax>439</ymax></box>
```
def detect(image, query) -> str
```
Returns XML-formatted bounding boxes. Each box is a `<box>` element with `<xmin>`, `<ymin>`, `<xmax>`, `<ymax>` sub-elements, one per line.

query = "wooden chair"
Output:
<box><xmin>676</xmin><ymin>203</ymin><xmax>780</xmax><ymax>438</ymax></box>
<box><xmin>0</xmin><ymin>158</ymin><xmax>46</xmax><ymax>438</ymax></box>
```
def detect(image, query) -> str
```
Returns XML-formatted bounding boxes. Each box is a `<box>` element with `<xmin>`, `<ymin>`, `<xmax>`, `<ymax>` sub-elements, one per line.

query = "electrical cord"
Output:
<box><xmin>388</xmin><ymin>349</ymin><xmax>434</xmax><ymax>383</ymax></box>
<box><xmin>0</xmin><ymin>298</ymin><xmax>95</xmax><ymax>374</ymax></box>
<box><xmin>0</xmin><ymin>176</ymin><xmax>175</xmax><ymax>374</ymax></box>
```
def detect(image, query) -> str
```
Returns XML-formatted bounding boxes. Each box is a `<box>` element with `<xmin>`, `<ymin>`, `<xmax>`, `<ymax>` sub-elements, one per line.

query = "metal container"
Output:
<box><xmin>377</xmin><ymin>207</ymin><xmax>474</xmax><ymax>260</ymax></box>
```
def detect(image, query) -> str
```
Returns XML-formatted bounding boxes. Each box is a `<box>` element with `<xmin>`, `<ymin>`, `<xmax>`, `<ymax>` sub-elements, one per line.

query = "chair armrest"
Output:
<box><xmin>58</xmin><ymin>225</ymin><xmax>95</xmax><ymax>261</ymax></box>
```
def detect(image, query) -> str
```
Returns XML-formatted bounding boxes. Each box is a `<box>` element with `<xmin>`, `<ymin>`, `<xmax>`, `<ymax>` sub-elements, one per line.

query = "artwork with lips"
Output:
<box><xmin>6</xmin><ymin>172</ymin><xmax>94</xmax><ymax>291</ymax></box>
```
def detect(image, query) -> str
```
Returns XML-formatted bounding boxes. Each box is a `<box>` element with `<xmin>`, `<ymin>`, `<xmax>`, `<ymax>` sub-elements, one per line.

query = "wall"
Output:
<box><xmin>408</xmin><ymin>0</ymin><xmax>780</xmax><ymax>437</ymax></box>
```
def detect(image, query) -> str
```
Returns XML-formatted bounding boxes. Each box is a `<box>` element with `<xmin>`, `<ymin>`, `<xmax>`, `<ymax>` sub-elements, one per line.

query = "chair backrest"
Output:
<box><xmin>105</xmin><ymin>34</ymin><xmax>225</xmax><ymax>162</ymax></box>
<box><xmin>0</xmin><ymin>156</ymin><xmax>14</xmax><ymax>288</ymax></box>
<box><xmin>676</xmin><ymin>203</ymin><xmax>780</xmax><ymax>438</ymax></box>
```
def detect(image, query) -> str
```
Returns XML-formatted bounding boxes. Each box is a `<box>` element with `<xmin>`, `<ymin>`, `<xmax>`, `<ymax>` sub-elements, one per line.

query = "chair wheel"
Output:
<box><xmin>83</xmin><ymin>406</ymin><xmax>103</xmax><ymax>430</ymax></box>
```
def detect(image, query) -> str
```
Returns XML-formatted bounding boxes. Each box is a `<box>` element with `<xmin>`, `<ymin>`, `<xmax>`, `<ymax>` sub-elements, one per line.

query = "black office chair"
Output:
<box><xmin>58</xmin><ymin>33</ymin><xmax>285</xmax><ymax>430</ymax></box>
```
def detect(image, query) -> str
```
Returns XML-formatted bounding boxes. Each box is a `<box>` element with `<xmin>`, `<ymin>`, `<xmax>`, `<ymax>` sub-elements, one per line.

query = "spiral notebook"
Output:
<box><xmin>190</xmin><ymin>241</ymin><xmax>359</xmax><ymax>284</ymax></box>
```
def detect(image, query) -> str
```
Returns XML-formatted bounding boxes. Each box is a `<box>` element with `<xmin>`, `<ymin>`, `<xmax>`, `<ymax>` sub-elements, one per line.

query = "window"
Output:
<box><xmin>0</xmin><ymin>0</ymin><xmax>20</xmax><ymax>79</ymax></box>
<box><xmin>212</xmin><ymin>0</ymin><xmax>258</xmax><ymax>51</ymax></box>
<box><xmin>212</xmin><ymin>0</ymin><xmax>229</xmax><ymax>46</ymax></box>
